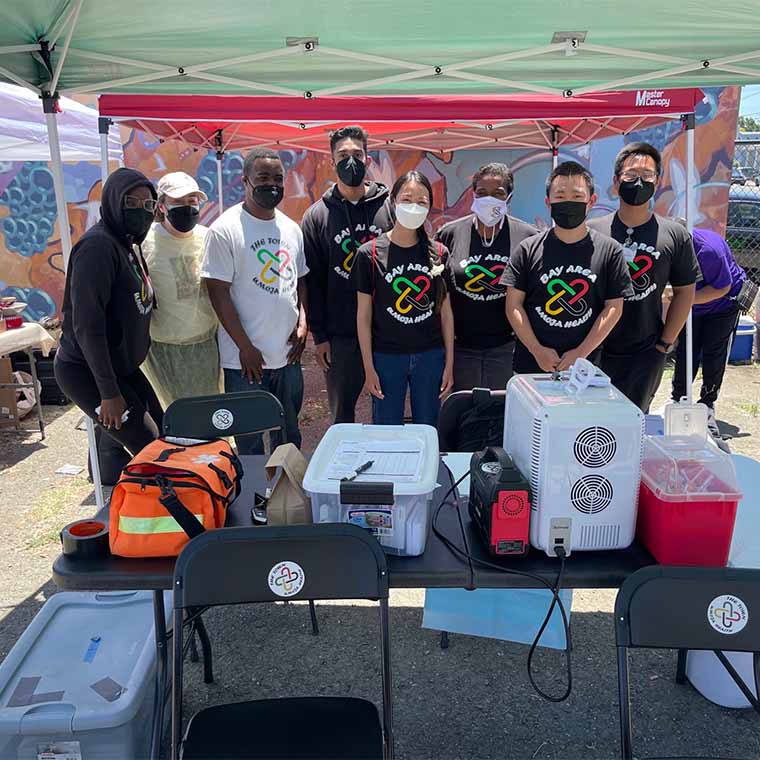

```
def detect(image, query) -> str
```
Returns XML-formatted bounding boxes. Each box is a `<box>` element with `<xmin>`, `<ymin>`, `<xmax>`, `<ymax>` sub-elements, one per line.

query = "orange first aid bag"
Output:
<box><xmin>109</xmin><ymin>438</ymin><xmax>243</xmax><ymax>558</ymax></box>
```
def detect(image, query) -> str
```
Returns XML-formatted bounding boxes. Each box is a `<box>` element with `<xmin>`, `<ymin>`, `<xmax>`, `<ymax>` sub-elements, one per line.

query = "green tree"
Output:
<box><xmin>738</xmin><ymin>115</ymin><xmax>760</xmax><ymax>132</ymax></box>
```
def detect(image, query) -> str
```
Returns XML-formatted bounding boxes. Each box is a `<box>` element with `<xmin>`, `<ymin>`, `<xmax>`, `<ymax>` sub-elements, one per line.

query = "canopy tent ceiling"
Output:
<box><xmin>0</xmin><ymin>82</ymin><xmax>121</xmax><ymax>161</ymax></box>
<box><xmin>99</xmin><ymin>90</ymin><xmax>704</xmax><ymax>154</ymax></box>
<box><xmin>0</xmin><ymin>1</ymin><xmax>758</xmax><ymax>100</ymax></box>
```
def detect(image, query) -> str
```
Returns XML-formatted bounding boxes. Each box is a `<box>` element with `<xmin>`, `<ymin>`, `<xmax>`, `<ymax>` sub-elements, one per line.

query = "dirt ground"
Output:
<box><xmin>1</xmin><ymin>347</ymin><xmax>759</xmax><ymax>759</ymax></box>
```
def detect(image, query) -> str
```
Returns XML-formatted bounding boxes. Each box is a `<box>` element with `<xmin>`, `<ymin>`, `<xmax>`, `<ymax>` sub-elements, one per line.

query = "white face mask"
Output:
<box><xmin>395</xmin><ymin>202</ymin><xmax>429</xmax><ymax>230</ymax></box>
<box><xmin>471</xmin><ymin>195</ymin><xmax>508</xmax><ymax>227</ymax></box>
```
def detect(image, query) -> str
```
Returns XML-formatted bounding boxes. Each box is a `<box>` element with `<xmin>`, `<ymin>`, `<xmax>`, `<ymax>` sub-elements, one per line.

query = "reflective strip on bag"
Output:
<box><xmin>118</xmin><ymin>513</ymin><xmax>204</xmax><ymax>534</ymax></box>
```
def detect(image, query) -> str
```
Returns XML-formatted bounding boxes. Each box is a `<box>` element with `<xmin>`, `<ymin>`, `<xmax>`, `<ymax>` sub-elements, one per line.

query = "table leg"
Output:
<box><xmin>150</xmin><ymin>591</ymin><xmax>168</xmax><ymax>760</ymax></box>
<box><xmin>26</xmin><ymin>349</ymin><xmax>45</xmax><ymax>440</ymax></box>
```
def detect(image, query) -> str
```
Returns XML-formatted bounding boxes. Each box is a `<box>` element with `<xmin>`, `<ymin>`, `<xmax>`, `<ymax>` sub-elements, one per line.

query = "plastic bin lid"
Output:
<box><xmin>303</xmin><ymin>424</ymin><xmax>440</xmax><ymax>497</ymax></box>
<box><xmin>0</xmin><ymin>591</ymin><xmax>171</xmax><ymax>734</ymax></box>
<box><xmin>640</xmin><ymin>435</ymin><xmax>743</xmax><ymax>502</ymax></box>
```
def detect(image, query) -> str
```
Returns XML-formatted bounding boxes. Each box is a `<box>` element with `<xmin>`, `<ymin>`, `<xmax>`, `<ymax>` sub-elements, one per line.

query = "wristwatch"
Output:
<box><xmin>656</xmin><ymin>338</ymin><xmax>675</xmax><ymax>354</ymax></box>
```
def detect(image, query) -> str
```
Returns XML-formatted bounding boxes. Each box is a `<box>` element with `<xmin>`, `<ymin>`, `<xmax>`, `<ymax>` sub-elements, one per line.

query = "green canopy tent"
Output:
<box><xmin>0</xmin><ymin>1</ymin><xmax>749</xmax><ymax>515</ymax></box>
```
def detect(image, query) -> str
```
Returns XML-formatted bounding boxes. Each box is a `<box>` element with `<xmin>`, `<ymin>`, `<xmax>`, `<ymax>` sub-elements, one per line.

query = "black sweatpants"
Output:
<box><xmin>672</xmin><ymin>306</ymin><xmax>740</xmax><ymax>408</ymax></box>
<box><xmin>54</xmin><ymin>358</ymin><xmax>164</xmax><ymax>456</ymax></box>
<box><xmin>601</xmin><ymin>345</ymin><xmax>667</xmax><ymax>413</ymax></box>
<box><xmin>325</xmin><ymin>335</ymin><xmax>366</xmax><ymax>424</ymax></box>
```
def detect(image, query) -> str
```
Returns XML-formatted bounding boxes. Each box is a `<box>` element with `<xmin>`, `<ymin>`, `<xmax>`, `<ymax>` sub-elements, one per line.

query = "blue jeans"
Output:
<box><xmin>372</xmin><ymin>348</ymin><xmax>445</xmax><ymax>427</ymax></box>
<box><xmin>223</xmin><ymin>364</ymin><xmax>303</xmax><ymax>454</ymax></box>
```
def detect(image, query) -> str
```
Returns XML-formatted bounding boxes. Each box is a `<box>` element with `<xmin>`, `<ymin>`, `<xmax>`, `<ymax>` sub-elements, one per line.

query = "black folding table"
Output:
<box><xmin>52</xmin><ymin>455</ymin><xmax>656</xmax><ymax>759</ymax></box>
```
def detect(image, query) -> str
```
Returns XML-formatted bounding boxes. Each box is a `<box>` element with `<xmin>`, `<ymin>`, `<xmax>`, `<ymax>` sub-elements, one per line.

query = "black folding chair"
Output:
<box><xmin>171</xmin><ymin>524</ymin><xmax>393</xmax><ymax>760</ymax></box>
<box><xmin>163</xmin><ymin>390</ymin><xmax>286</xmax><ymax>455</ymax></box>
<box><xmin>437</xmin><ymin>388</ymin><xmax>505</xmax><ymax>453</ymax></box>
<box><xmin>163</xmin><ymin>391</ymin><xmax>319</xmax><ymax>677</ymax></box>
<box><xmin>615</xmin><ymin>565</ymin><xmax>760</xmax><ymax>760</ymax></box>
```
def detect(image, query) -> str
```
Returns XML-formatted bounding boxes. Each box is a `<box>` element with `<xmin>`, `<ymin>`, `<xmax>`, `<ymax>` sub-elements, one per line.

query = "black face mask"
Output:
<box><xmin>123</xmin><ymin>207</ymin><xmax>154</xmax><ymax>242</ymax></box>
<box><xmin>249</xmin><ymin>183</ymin><xmax>284</xmax><ymax>210</ymax></box>
<box><xmin>336</xmin><ymin>156</ymin><xmax>366</xmax><ymax>188</ymax></box>
<box><xmin>550</xmin><ymin>201</ymin><xmax>587</xmax><ymax>230</ymax></box>
<box><xmin>167</xmin><ymin>205</ymin><xmax>200</xmax><ymax>233</ymax></box>
<box><xmin>618</xmin><ymin>177</ymin><xmax>656</xmax><ymax>207</ymax></box>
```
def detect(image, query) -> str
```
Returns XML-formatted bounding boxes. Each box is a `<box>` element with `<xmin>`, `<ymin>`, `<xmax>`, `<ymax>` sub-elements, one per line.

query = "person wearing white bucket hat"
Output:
<box><xmin>141</xmin><ymin>171</ymin><xmax>220</xmax><ymax>407</ymax></box>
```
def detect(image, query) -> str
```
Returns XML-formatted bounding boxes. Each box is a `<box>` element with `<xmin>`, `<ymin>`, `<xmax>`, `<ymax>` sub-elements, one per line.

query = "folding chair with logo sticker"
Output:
<box><xmin>163</xmin><ymin>390</ymin><xmax>286</xmax><ymax>455</ymax></box>
<box><xmin>171</xmin><ymin>524</ymin><xmax>393</xmax><ymax>760</ymax></box>
<box><xmin>163</xmin><ymin>391</ymin><xmax>318</xmax><ymax>678</ymax></box>
<box><xmin>615</xmin><ymin>565</ymin><xmax>760</xmax><ymax>760</ymax></box>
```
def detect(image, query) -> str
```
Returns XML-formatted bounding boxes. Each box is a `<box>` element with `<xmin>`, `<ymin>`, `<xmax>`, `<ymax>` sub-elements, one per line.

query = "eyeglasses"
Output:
<box><xmin>124</xmin><ymin>196</ymin><xmax>158</xmax><ymax>213</ymax></box>
<box><xmin>619</xmin><ymin>171</ymin><xmax>658</xmax><ymax>183</ymax></box>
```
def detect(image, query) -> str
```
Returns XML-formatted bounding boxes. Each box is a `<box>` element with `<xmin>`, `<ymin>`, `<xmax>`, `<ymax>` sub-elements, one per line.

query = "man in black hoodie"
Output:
<box><xmin>55</xmin><ymin>168</ymin><xmax>163</xmax><ymax>454</ymax></box>
<box><xmin>302</xmin><ymin>126</ymin><xmax>393</xmax><ymax>423</ymax></box>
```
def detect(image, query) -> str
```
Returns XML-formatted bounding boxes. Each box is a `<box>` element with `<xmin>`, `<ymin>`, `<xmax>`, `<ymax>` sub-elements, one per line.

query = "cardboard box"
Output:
<box><xmin>0</xmin><ymin>357</ymin><xmax>18</xmax><ymax>429</ymax></box>
<box><xmin>265</xmin><ymin>444</ymin><xmax>311</xmax><ymax>526</ymax></box>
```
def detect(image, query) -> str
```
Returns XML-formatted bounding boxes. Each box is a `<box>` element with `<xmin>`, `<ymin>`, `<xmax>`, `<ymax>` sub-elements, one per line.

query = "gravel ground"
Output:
<box><xmin>1</xmin><ymin>350</ymin><xmax>759</xmax><ymax>759</ymax></box>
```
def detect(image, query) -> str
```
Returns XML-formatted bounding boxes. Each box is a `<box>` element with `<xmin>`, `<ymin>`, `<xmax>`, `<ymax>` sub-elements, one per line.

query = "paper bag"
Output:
<box><xmin>265</xmin><ymin>444</ymin><xmax>312</xmax><ymax>526</ymax></box>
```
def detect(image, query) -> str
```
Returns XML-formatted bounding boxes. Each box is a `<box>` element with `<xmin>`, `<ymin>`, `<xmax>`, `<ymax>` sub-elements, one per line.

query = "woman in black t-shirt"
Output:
<box><xmin>351</xmin><ymin>171</ymin><xmax>454</xmax><ymax>426</ymax></box>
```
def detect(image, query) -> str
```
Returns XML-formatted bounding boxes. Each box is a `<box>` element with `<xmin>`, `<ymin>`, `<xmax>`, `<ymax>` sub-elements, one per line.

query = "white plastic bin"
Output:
<box><xmin>0</xmin><ymin>591</ymin><xmax>171</xmax><ymax>760</ymax></box>
<box><xmin>686</xmin><ymin>650</ymin><xmax>758</xmax><ymax>708</ymax></box>
<box><xmin>303</xmin><ymin>424</ymin><xmax>440</xmax><ymax>556</ymax></box>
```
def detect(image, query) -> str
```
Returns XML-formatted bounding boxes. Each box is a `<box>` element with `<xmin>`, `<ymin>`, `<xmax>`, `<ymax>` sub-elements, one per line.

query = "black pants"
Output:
<box><xmin>325</xmin><ymin>335</ymin><xmax>365</xmax><ymax>424</ymax></box>
<box><xmin>601</xmin><ymin>345</ymin><xmax>667</xmax><ymax>413</ymax></box>
<box><xmin>54</xmin><ymin>358</ymin><xmax>164</xmax><ymax>456</ymax></box>
<box><xmin>672</xmin><ymin>306</ymin><xmax>740</xmax><ymax>407</ymax></box>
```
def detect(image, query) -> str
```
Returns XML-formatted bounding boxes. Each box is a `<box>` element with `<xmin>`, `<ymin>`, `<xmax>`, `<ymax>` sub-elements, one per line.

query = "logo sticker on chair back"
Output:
<box><xmin>268</xmin><ymin>561</ymin><xmax>305</xmax><ymax>598</ymax></box>
<box><xmin>707</xmin><ymin>595</ymin><xmax>749</xmax><ymax>635</ymax></box>
<box><xmin>212</xmin><ymin>409</ymin><xmax>233</xmax><ymax>430</ymax></box>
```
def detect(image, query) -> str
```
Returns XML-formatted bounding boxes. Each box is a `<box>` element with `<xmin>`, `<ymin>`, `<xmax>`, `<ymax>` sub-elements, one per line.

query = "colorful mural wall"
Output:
<box><xmin>0</xmin><ymin>86</ymin><xmax>740</xmax><ymax>320</ymax></box>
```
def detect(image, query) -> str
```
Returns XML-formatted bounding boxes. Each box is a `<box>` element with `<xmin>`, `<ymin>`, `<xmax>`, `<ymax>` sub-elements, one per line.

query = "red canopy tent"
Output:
<box><xmin>99</xmin><ymin>89</ymin><xmax>704</xmax><ymax>155</ymax></box>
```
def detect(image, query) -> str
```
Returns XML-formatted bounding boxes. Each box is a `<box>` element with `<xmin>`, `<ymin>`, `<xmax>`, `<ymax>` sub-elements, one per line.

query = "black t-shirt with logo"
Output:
<box><xmin>502</xmin><ymin>228</ymin><xmax>633</xmax><ymax>371</ymax></box>
<box><xmin>436</xmin><ymin>214</ymin><xmax>538</xmax><ymax>350</ymax></box>
<box><xmin>351</xmin><ymin>233</ymin><xmax>446</xmax><ymax>354</ymax></box>
<box><xmin>586</xmin><ymin>212</ymin><xmax>698</xmax><ymax>354</ymax></box>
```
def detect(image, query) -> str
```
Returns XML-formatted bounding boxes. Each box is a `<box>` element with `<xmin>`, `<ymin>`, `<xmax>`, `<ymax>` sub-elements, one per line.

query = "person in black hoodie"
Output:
<box><xmin>54</xmin><ymin>168</ymin><xmax>163</xmax><ymax>455</ymax></box>
<box><xmin>302</xmin><ymin>126</ymin><xmax>393</xmax><ymax>423</ymax></box>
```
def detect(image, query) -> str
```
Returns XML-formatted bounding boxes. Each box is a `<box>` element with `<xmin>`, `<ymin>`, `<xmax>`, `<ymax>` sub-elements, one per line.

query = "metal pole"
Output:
<box><xmin>551</xmin><ymin>125</ymin><xmax>559</xmax><ymax>170</ymax></box>
<box><xmin>215</xmin><ymin>131</ymin><xmax>225</xmax><ymax>217</ymax></box>
<box><xmin>44</xmin><ymin>94</ymin><xmax>106</xmax><ymax>512</ymax></box>
<box><xmin>98</xmin><ymin>116</ymin><xmax>111</xmax><ymax>184</ymax></box>
<box><xmin>216</xmin><ymin>154</ymin><xmax>224</xmax><ymax>216</ymax></box>
<box><xmin>684</xmin><ymin>113</ymin><xmax>695</xmax><ymax>404</ymax></box>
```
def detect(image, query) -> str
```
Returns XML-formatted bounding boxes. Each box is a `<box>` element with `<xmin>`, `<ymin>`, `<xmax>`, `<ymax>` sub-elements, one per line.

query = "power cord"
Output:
<box><xmin>432</xmin><ymin>461</ymin><xmax>573</xmax><ymax>702</ymax></box>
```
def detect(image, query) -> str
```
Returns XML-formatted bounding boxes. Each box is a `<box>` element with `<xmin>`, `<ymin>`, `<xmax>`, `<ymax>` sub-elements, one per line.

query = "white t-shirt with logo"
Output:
<box><xmin>201</xmin><ymin>204</ymin><xmax>308</xmax><ymax>370</ymax></box>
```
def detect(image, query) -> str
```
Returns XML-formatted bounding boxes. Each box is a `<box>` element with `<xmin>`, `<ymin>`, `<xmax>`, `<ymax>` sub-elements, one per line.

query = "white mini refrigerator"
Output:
<box><xmin>503</xmin><ymin>361</ymin><xmax>644</xmax><ymax>556</ymax></box>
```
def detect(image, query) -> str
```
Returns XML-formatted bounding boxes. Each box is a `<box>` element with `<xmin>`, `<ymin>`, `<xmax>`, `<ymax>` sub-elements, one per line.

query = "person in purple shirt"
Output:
<box><xmin>672</xmin><ymin>228</ymin><xmax>748</xmax><ymax>432</ymax></box>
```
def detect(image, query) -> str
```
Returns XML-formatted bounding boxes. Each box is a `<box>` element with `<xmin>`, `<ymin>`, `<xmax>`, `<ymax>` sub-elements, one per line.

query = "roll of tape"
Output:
<box><xmin>60</xmin><ymin>519</ymin><xmax>110</xmax><ymax>559</ymax></box>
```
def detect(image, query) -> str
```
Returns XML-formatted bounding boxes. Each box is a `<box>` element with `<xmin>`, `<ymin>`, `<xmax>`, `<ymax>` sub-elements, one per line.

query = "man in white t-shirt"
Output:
<box><xmin>201</xmin><ymin>148</ymin><xmax>309</xmax><ymax>454</ymax></box>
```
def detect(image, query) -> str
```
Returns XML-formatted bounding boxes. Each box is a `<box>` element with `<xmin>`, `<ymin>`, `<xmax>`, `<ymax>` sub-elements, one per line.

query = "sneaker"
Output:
<box><xmin>706</xmin><ymin>406</ymin><xmax>721</xmax><ymax>439</ymax></box>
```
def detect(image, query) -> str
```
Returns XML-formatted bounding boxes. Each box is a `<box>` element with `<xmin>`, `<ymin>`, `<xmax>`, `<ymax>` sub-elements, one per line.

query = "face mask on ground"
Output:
<box><xmin>336</xmin><ymin>156</ymin><xmax>367</xmax><ymax>188</ymax></box>
<box><xmin>251</xmin><ymin>183</ymin><xmax>284</xmax><ymax>210</ymax></box>
<box><xmin>123</xmin><ymin>207</ymin><xmax>154</xmax><ymax>241</ymax></box>
<box><xmin>395</xmin><ymin>202</ymin><xmax>429</xmax><ymax>230</ymax></box>
<box><xmin>471</xmin><ymin>196</ymin><xmax>508</xmax><ymax>227</ymax></box>
<box><xmin>550</xmin><ymin>201</ymin><xmax>587</xmax><ymax>230</ymax></box>
<box><xmin>618</xmin><ymin>177</ymin><xmax>656</xmax><ymax>206</ymax></box>
<box><xmin>166</xmin><ymin>204</ymin><xmax>200</xmax><ymax>233</ymax></box>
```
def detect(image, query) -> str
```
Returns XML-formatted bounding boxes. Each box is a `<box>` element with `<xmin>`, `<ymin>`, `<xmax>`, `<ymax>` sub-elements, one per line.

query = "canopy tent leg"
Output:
<box><xmin>551</xmin><ymin>125</ymin><xmax>559</xmax><ymax>169</ymax></box>
<box><xmin>44</xmin><ymin>94</ymin><xmax>106</xmax><ymax>514</ymax></box>
<box><xmin>215</xmin><ymin>130</ymin><xmax>225</xmax><ymax>216</ymax></box>
<box><xmin>98</xmin><ymin>116</ymin><xmax>112</xmax><ymax>184</ymax></box>
<box><xmin>684</xmin><ymin>113</ymin><xmax>695</xmax><ymax>405</ymax></box>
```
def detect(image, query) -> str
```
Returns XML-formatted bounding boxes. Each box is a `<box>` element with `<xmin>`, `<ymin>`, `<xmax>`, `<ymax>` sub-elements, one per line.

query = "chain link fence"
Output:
<box><xmin>730</xmin><ymin>140</ymin><xmax>760</xmax><ymax>284</ymax></box>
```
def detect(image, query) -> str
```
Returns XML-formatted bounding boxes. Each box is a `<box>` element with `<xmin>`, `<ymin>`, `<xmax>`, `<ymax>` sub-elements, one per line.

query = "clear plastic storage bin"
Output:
<box><xmin>303</xmin><ymin>424</ymin><xmax>440</xmax><ymax>556</ymax></box>
<box><xmin>0</xmin><ymin>591</ymin><xmax>171</xmax><ymax>760</ymax></box>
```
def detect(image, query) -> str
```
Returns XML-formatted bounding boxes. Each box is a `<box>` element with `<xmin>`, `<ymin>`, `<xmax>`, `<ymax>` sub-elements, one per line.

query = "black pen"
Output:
<box><xmin>341</xmin><ymin>460</ymin><xmax>374</xmax><ymax>482</ymax></box>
